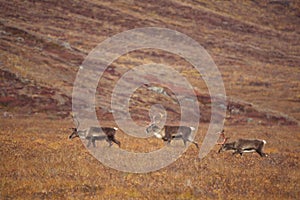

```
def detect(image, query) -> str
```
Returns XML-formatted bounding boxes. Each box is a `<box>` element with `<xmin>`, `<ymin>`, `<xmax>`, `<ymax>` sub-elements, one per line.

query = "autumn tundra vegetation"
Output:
<box><xmin>1</xmin><ymin>0</ymin><xmax>299</xmax><ymax>199</ymax></box>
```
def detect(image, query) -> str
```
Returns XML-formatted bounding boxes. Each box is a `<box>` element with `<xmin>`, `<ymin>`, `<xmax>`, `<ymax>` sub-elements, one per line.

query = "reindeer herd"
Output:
<box><xmin>69</xmin><ymin>114</ymin><xmax>267</xmax><ymax>157</ymax></box>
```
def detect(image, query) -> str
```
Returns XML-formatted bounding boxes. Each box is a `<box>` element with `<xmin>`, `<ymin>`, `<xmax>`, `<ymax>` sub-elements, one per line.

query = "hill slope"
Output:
<box><xmin>0</xmin><ymin>0</ymin><xmax>299</xmax><ymax>122</ymax></box>
<box><xmin>0</xmin><ymin>1</ymin><xmax>300</xmax><ymax>199</ymax></box>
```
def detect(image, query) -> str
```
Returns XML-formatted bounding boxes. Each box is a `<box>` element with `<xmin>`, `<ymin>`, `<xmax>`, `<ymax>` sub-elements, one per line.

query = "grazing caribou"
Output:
<box><xmin>69</xmin><ymin>117</ymin><xmax>120</xmax><ymax>148</ymax></box>
<box><xmin>145</xmin><ymin>114</ymin><xmax>198</xmax><ymax>148</ymax></box>
<box><xmin>217</xmin><ymin>130</ymin><xmax>267</xmax><ymax>157</ymax></box>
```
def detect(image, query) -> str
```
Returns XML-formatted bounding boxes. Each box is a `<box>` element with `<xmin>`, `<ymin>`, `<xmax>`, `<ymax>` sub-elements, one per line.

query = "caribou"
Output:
<box><xmin>217</xmin><ymin>130</ymin><xmax>267</xmax><ymax>157</ymax></box>
<box><xmin>69</xmin><ymin>117</ymin><xmax>120</xmax><ymax>148</ymax></box>
<box><xmin>145</xmin><ymin>113</ymin><xmax>199</xmax><ymax>148</ymax></box>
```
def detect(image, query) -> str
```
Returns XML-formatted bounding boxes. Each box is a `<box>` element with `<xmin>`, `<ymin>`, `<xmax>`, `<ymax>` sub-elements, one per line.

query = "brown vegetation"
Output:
<box><xmin>0</xmin><ymin>0</ymin><xmax>299</xmax><ymax>199</ymax></box>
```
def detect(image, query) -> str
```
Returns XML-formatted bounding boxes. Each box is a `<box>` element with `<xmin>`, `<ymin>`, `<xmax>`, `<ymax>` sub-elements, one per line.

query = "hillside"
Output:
<box><xmin>1</xmin><ymin>0</ymin><xmax>299</xmax><ymax>121</ymax></box>
<box><xmin>0</xmin><ymin>0</ymin><xmax>299</xmax><ymax>199</ymax></box>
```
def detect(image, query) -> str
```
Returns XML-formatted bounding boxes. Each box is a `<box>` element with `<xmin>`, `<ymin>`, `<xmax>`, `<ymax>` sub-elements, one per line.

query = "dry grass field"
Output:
<box><xmin>1</xmin><ymin>0</ymin><xmax>299</xmax><ymax>199</ymax></box>
<box><xmin>1</xmin><ymin>118</ymin><xmax>299</xmax><ymax>199</ymax></box>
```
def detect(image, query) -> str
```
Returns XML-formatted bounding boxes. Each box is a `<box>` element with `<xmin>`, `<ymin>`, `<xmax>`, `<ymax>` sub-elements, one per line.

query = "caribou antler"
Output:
<box><xmin>70</xmin><ymin>114</ymin><xmax>80</xmax><ymax>130</ymax></box>
<box><xmin>217</xmin><ymin>130</ymin><xmax>229</xmax><ymax>145</ymax></box>
<box><xmin>149</xmin><ymin>112</ymin><xmax>164</xmax><ymax>125</ymax></box>
<box><xmin>74</xmin><ymin>115</ymin><xmax>80</xmax><ymax>129</ymax></box>
<box><xmin>69</xmin><ymin>114</ymin><xmax>80</xmax><ymax>139</ymax></box>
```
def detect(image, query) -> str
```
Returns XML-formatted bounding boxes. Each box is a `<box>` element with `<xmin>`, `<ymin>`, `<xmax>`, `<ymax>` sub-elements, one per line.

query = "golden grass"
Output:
<box><xmin>0</xmin><ymin>117</ymin><xmax>299</xmax><ymax>199</ymax></box>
